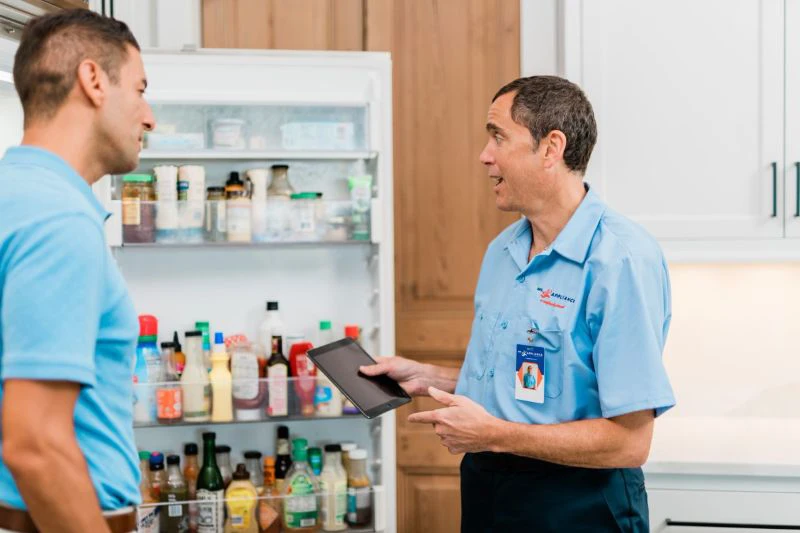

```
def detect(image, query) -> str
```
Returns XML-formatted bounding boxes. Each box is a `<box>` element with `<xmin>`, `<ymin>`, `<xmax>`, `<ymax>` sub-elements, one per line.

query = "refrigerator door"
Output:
<box><xmin>0</xmin><ymin>37</ymin><xmax>21</xmax><ymax>154</ymax></box>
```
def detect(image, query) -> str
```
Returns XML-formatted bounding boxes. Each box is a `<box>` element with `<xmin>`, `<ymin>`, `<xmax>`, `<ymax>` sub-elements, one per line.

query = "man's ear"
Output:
<box><xmin>75</xmin><ymin>59</ymin><xmax>107</xmax><ymax>109</ymax></box>
<box><xmin>542</xmin><ymin>129</ymin><xmax>568</xmax><ymax>169</ymax></box>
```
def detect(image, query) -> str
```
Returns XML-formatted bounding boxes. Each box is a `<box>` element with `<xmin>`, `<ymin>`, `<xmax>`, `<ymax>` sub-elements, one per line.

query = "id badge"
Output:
<box><xmin>515</xmin><ymin>344</ymin><xmax>544</xmax><ymax>404</ymax></box>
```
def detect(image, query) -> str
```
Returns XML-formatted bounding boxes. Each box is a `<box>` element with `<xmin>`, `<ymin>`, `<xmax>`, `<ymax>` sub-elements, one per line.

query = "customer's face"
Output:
<box><xmin>479</xmin><ymin>91</ymin><xmax>550</xmax><ymax>214</ymax></box>
<box><xmin>96</xmin><ymin>45</ymin><xmax>155</xmax><ymax>175</ymax></box>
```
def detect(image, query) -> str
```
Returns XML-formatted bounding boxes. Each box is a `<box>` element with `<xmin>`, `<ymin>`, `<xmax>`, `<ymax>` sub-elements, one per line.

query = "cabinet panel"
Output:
<box><xmin>785</xmin><ymin>0</ymin><xmax>800</xmax><ymax>238</ymax></box>
<box><xmin>202</xmin><ymin>0</ymin><xmax>363</xmax><ymax>51</ymax></box>
<box><xmin>572</xmin><ymin>0</ymin><xmax>784</xmax><ymax>241</ymax></box>
<box><xmin>397</xmin><ymin>471</ymin><xmax>461</xmax><ymax>533</ymax></box>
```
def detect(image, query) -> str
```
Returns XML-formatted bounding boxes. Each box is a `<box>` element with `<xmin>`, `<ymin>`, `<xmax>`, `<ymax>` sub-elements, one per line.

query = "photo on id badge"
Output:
<box><xmin>515</xmin><ymin>344</ymin><xmax>544</xmax><ymax>403</ymax></box>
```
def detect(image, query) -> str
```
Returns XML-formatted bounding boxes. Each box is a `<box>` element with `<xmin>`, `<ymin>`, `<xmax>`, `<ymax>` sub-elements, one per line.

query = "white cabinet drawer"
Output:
<box><xmin>649</xmin><ymin>489</ymin><xmax>800</xmax><ymax>532</ymax></box>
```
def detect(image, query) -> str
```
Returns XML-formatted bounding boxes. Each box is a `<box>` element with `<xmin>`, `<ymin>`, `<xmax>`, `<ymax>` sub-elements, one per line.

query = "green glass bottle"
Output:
<box><xmin>196</xmin><ymin>432</ymin><xmax>225</xmax><ymax>533</ymax></box>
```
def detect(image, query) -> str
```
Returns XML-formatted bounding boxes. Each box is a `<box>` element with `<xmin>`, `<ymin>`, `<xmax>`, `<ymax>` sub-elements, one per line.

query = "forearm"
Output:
<box><xmin>488</xmin><ymin>416</ymin><xmax>651</xmax><ymax>469</ymax></box>
<box><xmin>421</xmin><ymin>363</ymin><xmax>461</xmax><ymax>394</ymax></box>
<box><xmin>8</xmin><ymin>438</ymin><xmax>110</xmax><ymax>532</ymax></box>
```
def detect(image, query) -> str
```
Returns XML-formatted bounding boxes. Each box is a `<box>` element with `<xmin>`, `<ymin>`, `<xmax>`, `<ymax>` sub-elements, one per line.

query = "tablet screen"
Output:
<box><xmin>308</xmin><ymin>338</ymin><xmax>410</xmax><ymax>418</ymax></box>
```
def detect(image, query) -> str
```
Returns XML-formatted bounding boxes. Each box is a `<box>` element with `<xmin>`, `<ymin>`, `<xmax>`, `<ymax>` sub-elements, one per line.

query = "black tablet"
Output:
<box><xmin>307</xmin><ymin>338</ymin><xmax>411</xmax><ymax>419</ymax></box>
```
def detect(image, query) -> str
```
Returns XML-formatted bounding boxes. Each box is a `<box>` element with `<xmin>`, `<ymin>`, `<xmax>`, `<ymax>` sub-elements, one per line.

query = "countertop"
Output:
<box><xmin>643</xmin><ymin>416</ymin><xmax>800</xmax><ymax>478</ymax></box>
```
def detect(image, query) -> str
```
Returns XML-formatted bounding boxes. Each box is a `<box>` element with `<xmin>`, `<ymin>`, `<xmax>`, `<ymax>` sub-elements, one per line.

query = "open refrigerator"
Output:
<box><xmin>0</xmin><ymin>36</ymin><xmax>21</xmax><ymax>154</ymax></box>
<box><xmin>3</xmin><ymin>44</ymin><xmax>395</xmax><ymax>532</ymax></box>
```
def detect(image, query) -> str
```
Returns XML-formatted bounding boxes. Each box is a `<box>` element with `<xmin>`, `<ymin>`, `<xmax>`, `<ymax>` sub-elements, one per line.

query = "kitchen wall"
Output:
<box><xmin>665</xmin><ymin>263</ymin><xmax>800</xmax><ymax>420</ymax></box>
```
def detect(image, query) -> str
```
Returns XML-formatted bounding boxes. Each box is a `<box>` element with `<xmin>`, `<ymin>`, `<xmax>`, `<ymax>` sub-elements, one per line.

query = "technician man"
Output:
<box><xmin>0</xmin><ymin>10</ymin><xmax>154</xmax><ymax>532</ymax></box>
<box><xmin>362</xmin><ymin>76</ymin><xmax>675</xmax><ymax>532</ymax></box>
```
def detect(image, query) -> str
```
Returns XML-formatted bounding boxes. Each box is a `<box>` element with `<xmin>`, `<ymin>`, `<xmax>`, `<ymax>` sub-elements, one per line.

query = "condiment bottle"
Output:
<box><xmin>172</xmin><ymin>331</ymin><xmax>186</xmax><ymax>377</ymax></box>
<box><xmin>183</xmin><ymin>443</ymin><xmax>200</xmax><ymax>532</ymax></box>
<box><xmin>160</xmin><ymin>454</ymin><xmax>188</xmax><ymax>533</ymax></box>
<box><xmin>181</xmin><ymin>330</ymin><xmax>210</xmax><ymax>422</ymax></box>
<box><xmin>209</xmin><ymin>332</ymin><xmax>233</xmax><ymax>422</ymax></box>
<box><xmin>282</xmin><ymin>438</ymin><xmax>320</xmax><ymax>532</ymax></box>
<box><xmin>345</xmin><ymin>449</ymin><xmax>372</xmax><ymax>527</ymax></box>
<box><xmin>224</xmin><ymin>464</ymin><xmax>259</xmax><ymax>533</ymax></box>
<box><xmin>274</xmin><ymin>426</ymin><xmax>292</xmax><ymax>496</ymax></box>
<box><xmin>216</xmin><ymin>445</ymin><xmax>234</xmax><ymax>489</ymax></box>
<box><xmin>205</xmin><ymin>186</ymin><xmax>227</xmax><ymax>242</ymax></box>
<box><xmin>156</xmin><ymin>341</ymin><xmax>182</xmax><ymax>424</ymax></box>
<box><xmin>197</xmin><ymin>432</ymin><xmax>225</xmax><ymax>532</ymax></box>
<box><xmin>137</xmin><ymin>451</ymin><xmax>159</xmax><ymax>533</ymax></box>
<box><xmin>149</xmin><ymin>451</ymin><xmax>166</xmax><ymax>501</ymax></box>
<box><xmin>225</xmin><ymin>171</ymin><xmax>252</xmax><ymax>242</ymax></box>
<box><xmin>319</xmin><ymin>444</ymin><xmax>347</xmax><ymax>532</ymax></box>
<box><xmin>244</xmin><ymin>451</ymin><xmax>264</xmax><ymax>492</ymax></box>
<box><xmin>267</xmin><ymin>336</ymin><xmax>289</xmax><ymax>417</ymax></box>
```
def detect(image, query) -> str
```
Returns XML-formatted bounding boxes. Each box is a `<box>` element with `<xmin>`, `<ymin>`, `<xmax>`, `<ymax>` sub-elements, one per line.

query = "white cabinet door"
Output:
<box><xmin>566</xmin><ymin>0</ymin><xmax>784</xmax><ymax>241</ymax></box>
<box><xmin>785</xmin><ymin>0</ymin><xmax>800</xmax><ymax>238</ymax></box>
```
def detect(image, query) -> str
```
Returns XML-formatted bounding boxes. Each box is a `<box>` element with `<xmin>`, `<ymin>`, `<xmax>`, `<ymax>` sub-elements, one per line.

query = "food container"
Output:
<box><xmin>210</xmin><ymin>118</ymin><xmax>247</xmax><ymax>149</ymax></box>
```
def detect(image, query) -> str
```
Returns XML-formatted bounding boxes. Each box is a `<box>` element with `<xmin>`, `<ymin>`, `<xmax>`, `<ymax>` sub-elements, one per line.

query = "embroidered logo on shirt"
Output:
<box><xmin>537</xmin><ymin>287</ymin><xmax>575</xmax><ymax>309</ymax></box>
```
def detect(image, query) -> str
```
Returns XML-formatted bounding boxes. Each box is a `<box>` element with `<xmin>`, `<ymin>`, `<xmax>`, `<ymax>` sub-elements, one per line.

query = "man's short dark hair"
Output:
<box><xmin>13</xmin><ymin>9</ymin><xmax>139</xmax><ymax>125</ymax></box>
<box><xmin>493</xmin><ymin>76</ymin><xmax>597</xmax><ymax>174</ymax></box>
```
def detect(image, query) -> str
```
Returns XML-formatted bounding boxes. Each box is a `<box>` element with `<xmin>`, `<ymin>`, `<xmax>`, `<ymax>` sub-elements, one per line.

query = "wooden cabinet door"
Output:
<box><xmin>202</xmin><ymin>0</ymin><xmax>363</xmax><ymax>50</ymax></box>
<box><xmin>367</xmin><ymin>1</ymin><xmax>519</xmax><ymax>530</ymax></box>
<box><xmin>567</xmin><ymin>0</ymin><xmax>784</xmax><ymax>241</ymax></box>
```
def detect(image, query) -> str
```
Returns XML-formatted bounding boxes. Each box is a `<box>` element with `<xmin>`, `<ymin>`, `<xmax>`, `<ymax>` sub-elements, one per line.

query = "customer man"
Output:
<box><xmin>361</xmin><ymin>76</ymin><xmax>675</xmax><ymax>532</ymax></box>
<box><xmin>0</xmin><ymin>10</ymin><xmax>154</xmax><ymax>533</ymax></box>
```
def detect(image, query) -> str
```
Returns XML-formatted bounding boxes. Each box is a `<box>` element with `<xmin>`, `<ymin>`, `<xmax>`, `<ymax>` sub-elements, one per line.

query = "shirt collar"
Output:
<box><xmin>503</xmin><ymin>184</ymin><xmax>607</xmax><ymax>267</ymax></box>
<box><xmin>3</xmin><ymin>145</ymin><xmax>111</xmax><ymax>221</ymax></box>
<box><xmin>549</xmin><ymin>186</ymin><xmax>606</xmax><ymax>264</ymax></box>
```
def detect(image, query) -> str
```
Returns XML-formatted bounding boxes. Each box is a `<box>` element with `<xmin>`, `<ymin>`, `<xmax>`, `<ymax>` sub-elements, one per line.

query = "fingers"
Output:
<box><xmin>358</xmin><ymin>361</ymin><xmax>391</xmax><ymax>376</ymax></box>
<box><xmin>428</xmin><ymin>386</ymin><xmax>457</xmax><ymax>406</ymax></box>
<box><xmin>407</xmin><ymin>409</ymin><xmax>439</xmax><ymax>425</ymax></box>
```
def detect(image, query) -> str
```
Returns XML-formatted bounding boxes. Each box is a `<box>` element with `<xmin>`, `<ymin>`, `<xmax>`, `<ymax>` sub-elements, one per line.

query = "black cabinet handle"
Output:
<box><xmin>772</xmin><ymin>162</ymin><xmax>778</xmax><ymax>218</ymax></box>
<box><xmin>795</xmin><ymin>162</ymin><xmax>800</xmax><ymax>218</ymax></box>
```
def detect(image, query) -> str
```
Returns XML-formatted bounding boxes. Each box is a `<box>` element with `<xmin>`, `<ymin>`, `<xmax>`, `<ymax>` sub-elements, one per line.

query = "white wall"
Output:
<box><xmin>0</xmin><ymin>97</ymin><xmax>22</xmax><ymax>154</ymax></box>
<box><xmin>664</xmin><ymin>263</ymin><xmax>800</xmax><ymax>420</ymax></box>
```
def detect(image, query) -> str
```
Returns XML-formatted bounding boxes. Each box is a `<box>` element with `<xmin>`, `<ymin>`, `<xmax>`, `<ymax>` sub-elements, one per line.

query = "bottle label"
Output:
<box><xmin>232</xmin><ymin>355</ymin><xmax>259</xmax><ymax>399</ymax></box>
<box><xmin>320</xmin><ymin>478</ymin><xmax>347</xmax><ymax>527</ymax></box>
<box><xmin>268</xmin><ymin>365</ymin><xmax>288</xmax><ymax>416</ymax></box>
<box><xmin>347</xmin><ymin>487</ymin><xmax>371</xmax><ymax>522</ymax></box>
<box><xmin>137</xmin><ymin>506</ymin><xmax>159</xmax><ymax>533</ymax></box>
<box><xmin>196</xmin><ymin>488</ymin><xmax>224</xmax><ymax>532</ymax></box>
<box><xmin>156</xmin><ymin>387</ymin><xmax>183</xmax><ymax>419</ymax></box>
<box><xmin>226</xmin><ymin>487</ymin><xmax>256</xmax><ymax>529</ymax></box>
<box><xmin>284</xmin><ymin>474</ymin><xmax>318</xmax><ymax>529</ymax></box>
<box><xmin>122</xmin><ymin>198</ymin><xmax>141</xmax><ymax>225</ymax></box>
<box><xmin>182</xmin><ymin>380</ymin><xmax>210</xmax><ymax>419</ymax></box>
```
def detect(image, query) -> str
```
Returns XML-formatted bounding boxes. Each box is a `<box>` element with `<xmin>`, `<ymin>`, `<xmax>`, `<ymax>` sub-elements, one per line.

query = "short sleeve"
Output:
<box><xmin>587</xmin><ymin>254</ymin><xmax>675</xmax><ymax>418</ymax></box>
<box><xmin>2</xmin><ymin>214</ymin><xmax>106</xmax><ymax>386</ymax></box>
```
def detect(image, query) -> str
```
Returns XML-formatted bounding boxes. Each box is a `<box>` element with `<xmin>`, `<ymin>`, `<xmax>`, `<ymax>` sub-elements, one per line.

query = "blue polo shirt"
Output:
<box><xmin>0</xmin><ymin>146</ymin><xmax>140</xmax><ymax>509</ymax></box>
<box><xmin>455</xmin><ymin>186</ymin><xmax>675</xmax><ymax>424</ymax></box>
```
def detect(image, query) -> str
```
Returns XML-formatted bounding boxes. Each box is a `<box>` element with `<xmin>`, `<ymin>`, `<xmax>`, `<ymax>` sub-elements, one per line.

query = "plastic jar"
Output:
<box><xmin>205</xmin><ymin>186</ymin><xmax>227</xmax><ymax>242</ymax></box>
<box><xmin>290</xmin><ymin>192</ymin><xmax>322</xmax><ymax>240</ymax></box>
<box><xmin>122</xmin><ymin>174</ymin><xmax>156</xmax><ymax>243</ymax></box>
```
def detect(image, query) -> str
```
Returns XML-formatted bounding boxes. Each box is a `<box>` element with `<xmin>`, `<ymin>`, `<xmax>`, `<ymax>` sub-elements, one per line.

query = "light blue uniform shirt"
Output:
<box><xmin>0</xmin><ymin>146</ymin><xmax>140</xmax><ymax>509</ymax></box>
<box><xmin>455</xmin><ymin>187</ymin><xmax>675</xmax><ymax>423</ymax></box>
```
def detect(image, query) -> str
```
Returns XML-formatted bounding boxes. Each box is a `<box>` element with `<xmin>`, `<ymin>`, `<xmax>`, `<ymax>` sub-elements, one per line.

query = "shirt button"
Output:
<box><xmin>488</xmin><ymin>369</ymin><xmax>495</xmax><ymax>378</ymax></box>
<box><xmin>501</xmin><ymin>321</ymin><xmax>508</xmax><ymax>329</ymax></box>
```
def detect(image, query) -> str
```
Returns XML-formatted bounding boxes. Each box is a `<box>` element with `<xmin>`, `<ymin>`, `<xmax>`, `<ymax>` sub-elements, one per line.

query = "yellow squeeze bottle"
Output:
<box><xmin>209</xmin><ymin>332</ymin><xmax>233</xmax><ymax>422</ymax></box>
<box><xmin>225</xmin><ymin>464</ymin><xmax>259</xmax><ymax>532</ymax></box>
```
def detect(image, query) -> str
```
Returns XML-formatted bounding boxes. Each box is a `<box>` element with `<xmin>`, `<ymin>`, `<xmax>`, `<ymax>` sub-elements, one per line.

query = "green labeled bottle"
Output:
<box><xmin>197</xmin><ymin>432</ymin><xmax>225</xmax><ymax>533</ymax></box>
<box><xmin>282</xmin><ymin>438</ymin><xmax>320</xmax><ymax>532</ymax></box>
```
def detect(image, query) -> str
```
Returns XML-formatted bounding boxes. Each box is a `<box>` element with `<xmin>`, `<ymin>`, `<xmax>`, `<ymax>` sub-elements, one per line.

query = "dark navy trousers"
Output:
<box><xmin>460</xmin><ymin>452</ymin><xmax>650</xmax><ymax>532</ymax></box>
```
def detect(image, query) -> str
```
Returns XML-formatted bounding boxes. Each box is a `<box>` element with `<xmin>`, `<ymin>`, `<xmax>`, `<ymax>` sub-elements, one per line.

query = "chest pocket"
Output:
<box><xmin>497</xmin><ymin>318</ymin><xmax>564</xmax><ymax>399</ymax></box>
<box><xmin>465</xmin><ymin>310</ymin><xmax>499</xmax><ymax>380</ymax></box>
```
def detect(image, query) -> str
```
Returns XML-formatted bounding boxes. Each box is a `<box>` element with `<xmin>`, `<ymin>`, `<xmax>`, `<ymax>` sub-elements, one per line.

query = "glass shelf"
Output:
<box><xmin>133</xmin><ymin>413</ymin><xmax>363</xmax><ymax>429</ymax></box>
<box><xmin>137</xmin><ymin>486</ymin><xmax>385</xmax><ymax>533</ymax></box>
<box><xmin>139</xmin><ymin>150</ymin><xmax>377</xmax><ymax>161</ymax></box>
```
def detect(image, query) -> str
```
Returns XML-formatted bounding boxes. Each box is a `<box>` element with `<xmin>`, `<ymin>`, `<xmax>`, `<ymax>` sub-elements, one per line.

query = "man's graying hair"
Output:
<box><xmin>493</xmin><ymin>76</ymin><xmax>597</xmax><ymax>174</ymax></box>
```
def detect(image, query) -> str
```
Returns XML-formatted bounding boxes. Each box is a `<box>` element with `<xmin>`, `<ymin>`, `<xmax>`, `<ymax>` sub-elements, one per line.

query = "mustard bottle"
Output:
<box><xmin>224</xmin><ymin>464</ymin><xmax>259</xmax><ymax>533</ymax></box>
